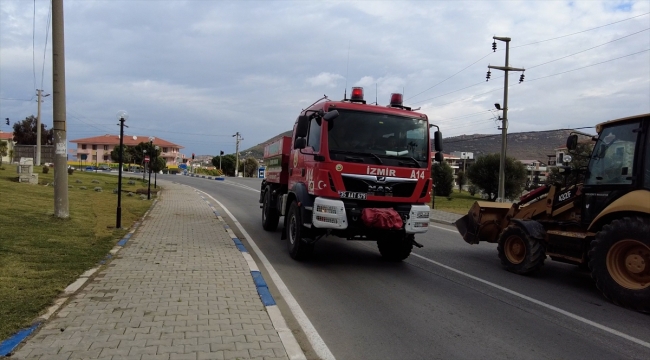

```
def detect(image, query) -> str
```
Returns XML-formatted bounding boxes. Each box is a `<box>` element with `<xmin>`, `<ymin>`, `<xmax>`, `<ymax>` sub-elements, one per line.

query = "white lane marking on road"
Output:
<box><xmin>199</xmin><ymin>191</ymin><xmax>336</xmax><ymax>360</ymax></box>
<box><xmin>411</xmin><ymin>253</ymin><xmax>650</xmax><ymax>349</ymax></box>
<box><xmin>429</xmin><ymin>224</ymin><xmax>459</xmax><ymax>233</ymax></box>
<box><xmin>223</xmin><ymin>180</ymin><xmax>260</xmax><ymax>192</ymax></box>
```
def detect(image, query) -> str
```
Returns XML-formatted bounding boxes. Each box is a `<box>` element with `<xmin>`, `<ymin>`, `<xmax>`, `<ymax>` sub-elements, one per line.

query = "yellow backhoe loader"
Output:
<box><xmin>455</xmin><ymin>113</ymin><xmax>650</xmax><ymax>312</ymax></box>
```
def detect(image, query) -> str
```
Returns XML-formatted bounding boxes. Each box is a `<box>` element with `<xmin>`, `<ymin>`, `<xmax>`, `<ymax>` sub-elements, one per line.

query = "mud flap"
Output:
<box><xmin>455</xmin><ymin>214</ymin><xmax>480</xmax><ymax>245</ymax></box>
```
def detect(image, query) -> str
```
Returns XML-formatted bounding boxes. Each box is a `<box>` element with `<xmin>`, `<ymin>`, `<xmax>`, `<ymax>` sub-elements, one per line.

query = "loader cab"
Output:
<box><xmin>574</xmin><ymin>114</ymin><xmax>650</xmax><ymax>225</ymax></box>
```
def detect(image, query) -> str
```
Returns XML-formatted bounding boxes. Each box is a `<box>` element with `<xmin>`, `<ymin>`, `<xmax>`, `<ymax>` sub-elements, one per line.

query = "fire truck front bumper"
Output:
<box><xmin>312</xmin><ymin>197</ymin><xmax>348</xmax><ymax>229</ymax></box>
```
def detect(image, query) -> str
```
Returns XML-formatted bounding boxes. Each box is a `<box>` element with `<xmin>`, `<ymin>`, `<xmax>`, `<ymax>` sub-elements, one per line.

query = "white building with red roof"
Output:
<box><xmin>69</xmin><ymin>134</ymin><xmax>185</xmax><ymax>166</ymax></box>
<box><xmin>0</xmin><ymin>131</ymin><xmax>15</xmax><ymax>164</ymax></box>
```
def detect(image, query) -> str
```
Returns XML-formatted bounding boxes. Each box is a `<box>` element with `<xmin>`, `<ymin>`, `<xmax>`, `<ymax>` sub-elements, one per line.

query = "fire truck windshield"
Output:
<box><xmin>328</xmin><ymin>110</ymin><xmax>429</xmax><ymax>163</ymax></box>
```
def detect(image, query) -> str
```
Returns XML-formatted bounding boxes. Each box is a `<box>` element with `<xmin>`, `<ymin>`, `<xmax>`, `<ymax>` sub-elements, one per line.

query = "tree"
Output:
<box><xmin>110</xmin><ymin>144</ymin><xmax>134</xmax><ymax>165</ymax></box>
<box><xmin>0</xmin><ymin>140</ymin><xmax>7</xmax><ymax>166</ymax></box>
<box><xmin>466</xmin><ymin>153</ymin><xmax>528</xmax><ymax>201</ymax></box>
<box><xmin>547</xmin><ymin>142</ymin><xmax>594</xmax><ymax>186</ymax></box>
<box><xmin>456</xmin><ymin>170</ymin><xmax>467</xmax><ymax>193</ymax></box>
<box><xmin>239</xmin><ymin>157</ymin><xmax>259</xmax><ymax>177</ymax></box>
<box><xmin>432</xmin><ymin>161</ymin><xmax>454</xmax><ymax>196</ymax></box>
<box><xmin>150</xmin><ymin>156</ymin><xmax>166</xmax><ymax>173</ymax></box>
<box><xmin>213</xmin><ymin>154</ymin><xmax>236</xmax><ymax>176</ymax></box>
<box><xmin>11</xmin><ymin>115</ymin><xmax>53</xmax><ymax>145</ymax></box>
<box><xmin>131</xmin><ymin>142</ymin><xmax>159</xmax><ymax>166</ymax></box>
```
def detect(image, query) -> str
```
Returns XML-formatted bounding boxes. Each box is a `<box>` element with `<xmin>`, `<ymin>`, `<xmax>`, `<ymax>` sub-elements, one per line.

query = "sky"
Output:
<box><xmin>1</xmin><ymin>0</ymin><xmax>649</xmax><ymax>158</ymax></box>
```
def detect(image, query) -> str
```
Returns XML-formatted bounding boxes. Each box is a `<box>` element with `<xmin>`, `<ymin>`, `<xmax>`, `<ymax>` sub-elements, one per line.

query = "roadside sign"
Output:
<box><xmin>144</xmin><ymin>156</ymin><xmax>150</xmax><ymax>162</ymax></box>
<box><xmin>258</xmin><ymin>167</ymin><xmax>265</xmax><ymax>178</ymax></box>
<box><xmin>178</xmin><ymin>164</ymin><xmax>187</xmax><ymax>169</ymax></box>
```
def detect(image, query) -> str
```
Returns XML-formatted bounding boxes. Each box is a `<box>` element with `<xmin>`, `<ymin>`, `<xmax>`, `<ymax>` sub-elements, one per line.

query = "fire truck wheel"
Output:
<box><xmin>589</xmin><ymin>216</ymin><xmax>650</xmax><ymax>313</ymax></box>
<box><xmin>287</xmin><ymin>201</ymin><xmax>313</xmax><ymax>260</ymax></box>
<box><xmin>497</xmin><ymin>225</ymin><xmax>546</xmax><ymax>275</ymax></box>
<box><xmin>377</xmin><ymin>234</ymin><xmax>413</xmax><ymax>262</ymax></box>
<box><xmin>262</xmin><ymin>187</ymin><xmax>280</xmax><ymax>231</ymax></box>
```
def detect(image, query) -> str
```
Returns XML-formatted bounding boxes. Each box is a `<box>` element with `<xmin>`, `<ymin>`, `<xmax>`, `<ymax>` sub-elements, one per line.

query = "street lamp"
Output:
<box><xmin>142</xmin><ymin>149</ymin><xmax>147</xmax><ymax>181</ymax></box>
<box><xmin>116</xmin><ymin>110</ymin><xmax>129</xmax><ymax>229</ymax></box>
<box><xmin>154</xmin><ymin>145</ymin><xmax>159</xmax><ymax>189</ymax></box>
<box><xmin>147</xmin><ymin>136</ymin><xmax>154</xmax><ymax>200</ymax></box>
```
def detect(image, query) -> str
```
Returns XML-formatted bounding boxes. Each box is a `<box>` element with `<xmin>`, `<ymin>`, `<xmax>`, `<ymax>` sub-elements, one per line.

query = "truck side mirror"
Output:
<box><xmin>296</xmin><ymin>115</ymin><xmax>309</xmax><ymax>138</ymax></box>
<box><xmin>434</xmin><ymin>131</ymin><xmax>443</xmax><ymax>152</ymax></box>
<box><xmin>294</xmin><ymin>137</ymin><xmax>307</xmax><ymax>150</ymax></box>
<box><xmin>434</xmin><ymin>152</ymin><xmax>444</xmax><ymax>163</ymax></box>
<box><xmin>566</xmin><ymin>134</ymin><xmax>578</xmax><ymax>151</ymax></box>
<box><xmin>323</xmin><ymin>110</ymin><xmax>339</xmax><ymax>121</ymax></box>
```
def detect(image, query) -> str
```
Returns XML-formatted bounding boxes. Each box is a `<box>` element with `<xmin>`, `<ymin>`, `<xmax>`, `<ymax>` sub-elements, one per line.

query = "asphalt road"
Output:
<box><xmin>158</xmin><ymin>174</ymin><xmax>650</xmax><ymax>360</ymax></box>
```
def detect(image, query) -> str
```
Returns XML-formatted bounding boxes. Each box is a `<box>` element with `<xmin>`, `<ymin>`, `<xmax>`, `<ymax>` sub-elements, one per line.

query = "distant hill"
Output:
<box><xmin>244</xmin><ymin>128</ymin><xmax>588</xmax><ymax>164</ymax></box>
<box><xmin>243</xmin><ymin>130</ymin><xmax>292</xmax><ymax>159</ymax></box>
<box><xmin>442</xmin><ymin>129</ymin><xmax>590</xmax><ymax>162</ymax></box>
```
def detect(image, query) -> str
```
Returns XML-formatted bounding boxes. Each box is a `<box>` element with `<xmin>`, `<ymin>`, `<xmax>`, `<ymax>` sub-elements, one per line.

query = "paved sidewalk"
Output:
<box><xmin>12</xmin><ymin>181</ymin><xmax>293</xmax><ymax>360</ymax></box>
<box><xmin>429</xmin><ymin>209</ymin><xmax>463</xmax><ymax>225</ymax></box>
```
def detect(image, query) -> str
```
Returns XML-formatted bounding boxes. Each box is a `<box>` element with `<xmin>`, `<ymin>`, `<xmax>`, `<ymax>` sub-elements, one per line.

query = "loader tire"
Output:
<box><xmin>286</xmin><ymin>201</ymin><xmax>313</xmax><ymax>260</ymax></box>
<box><xmin>377</xmin><ymin>234</ymin><xmax>414</xmax><ymax>262</ymax></box>
<box><xmin>589</xmin><ymin>217</ymin><xmax>650</xmax><ymax>313</ymax></box>
<box><xmin>262</xmin><ymin>187</ymin><xmax>280</xmax><ymax>231</ymax></box>
<box><xmin>497</xmin><ymin>225</ymin><xmax>546</xmax><ymax>275</ymax></box>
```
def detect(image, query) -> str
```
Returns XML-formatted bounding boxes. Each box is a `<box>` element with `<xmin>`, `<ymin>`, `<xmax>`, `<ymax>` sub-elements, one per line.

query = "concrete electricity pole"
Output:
<box><xmin>52</xmin><ymin>0</ymin><xmax>69</xmax><ymax>217</ymax></box>
<box><xmin>233</xmin><ymin>132</ymin><xmax>243</xmax><ymax>177</ymax></box>
<box><xmin>487</xmin><ymin>36</ymin><xmax>525</xmax><ymax>202</ymax></box>
<box><xmin>36</xmin><ymin>89</ymin><xmax>49</xmax><ymax>165</ymax></box>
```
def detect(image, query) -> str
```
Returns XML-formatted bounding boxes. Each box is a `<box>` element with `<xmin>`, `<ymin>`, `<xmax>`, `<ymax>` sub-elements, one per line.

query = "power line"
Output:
<box><xmin>527</xmin><ymin>49</ymin><xmax>650</xmax><ymax>83</ymax></box>
<box><xmin>32</xmin><ymin>0</ymin><xmax>36</xmax><ymax>92</ymax></box>
<box><xmin>527</xmin><ymin>28</ymin><xmax>649</xmax><ymax>70</ymax></box>
<box><xmin>407</xmin><ymin>12</ymin><xmax>649</xmax><ymax>102</ymax></box>
<box><xmin>512</xmin><ymin>12</ymin><xmax>650</xmax><ymax>49</ymax></box>
<box><xmin>407</xmin><ymin>52</ymin><xmax>493</xmax><ymax>101</ymax></box>
<box><xmin>40</xmin><ymin>1</ymin><xmax>52</xmax><ymax>90</ymax></box>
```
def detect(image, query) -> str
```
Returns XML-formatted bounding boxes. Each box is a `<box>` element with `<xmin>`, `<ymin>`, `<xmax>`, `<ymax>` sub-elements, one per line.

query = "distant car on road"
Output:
<box><xmin>85</xmin><ymin>166</ymin><xmax>97</xmax><ymax>171</ymax></box>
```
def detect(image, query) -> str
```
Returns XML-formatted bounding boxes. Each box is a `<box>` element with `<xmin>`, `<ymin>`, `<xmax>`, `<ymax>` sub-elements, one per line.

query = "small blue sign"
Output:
<box><xmin>178</xmin><ymin>164</ymin><xmax>187</xmax><ymax>170</ymax></box>
<box><xmin>258</xmin><ymin>167</ymin><xmax>265</xmax><ymax>178</ymax></box>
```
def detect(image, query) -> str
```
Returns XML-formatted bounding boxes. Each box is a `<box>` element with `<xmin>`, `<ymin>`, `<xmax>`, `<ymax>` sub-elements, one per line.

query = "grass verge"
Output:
<box><xmin>431</xmin><ymin>189</ymin><xmax>480</xmax><ymax>215</ymax></box>
<box><xmin>0</xmin><ymin>166</ymin><xmax>154</xmax><ymax>340</ymax></box>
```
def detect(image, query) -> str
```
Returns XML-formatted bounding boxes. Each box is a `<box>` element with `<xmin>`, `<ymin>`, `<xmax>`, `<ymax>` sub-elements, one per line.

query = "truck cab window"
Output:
<box><xmin>307</xmin><ymin>118</ymin><xmax>321</xmax><ymax>152</ymax></box>
<box><xmin>585</xmin><ymin>121</ymin><xmax>639</xmax><ymax>186</ymax></box>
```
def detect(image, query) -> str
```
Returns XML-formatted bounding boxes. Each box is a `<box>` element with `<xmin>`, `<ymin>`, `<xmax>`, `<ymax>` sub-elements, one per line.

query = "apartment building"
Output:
<box><xmin>70</xmin><ymin>134</ymin><xmax>185</xmax><ymax>165</ymax></box>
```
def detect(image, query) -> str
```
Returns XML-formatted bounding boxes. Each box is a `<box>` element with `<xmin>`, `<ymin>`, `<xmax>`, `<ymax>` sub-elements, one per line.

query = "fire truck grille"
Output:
<box><xmin>341</xmin><ymin>177</ymin><xmax>417</xmax><ymax>198</ymax></box>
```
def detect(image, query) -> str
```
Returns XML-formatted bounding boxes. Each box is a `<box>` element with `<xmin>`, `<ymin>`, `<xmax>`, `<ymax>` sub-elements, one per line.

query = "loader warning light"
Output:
<box><xmin>350</xmin><ymin>87</ymin><xmax>364</xmax><ymax>102</ymax></box>
<box><xmin>390</xmin><ymin>93</ymin><xmax>403</xmax><ymax>107</ymax></box>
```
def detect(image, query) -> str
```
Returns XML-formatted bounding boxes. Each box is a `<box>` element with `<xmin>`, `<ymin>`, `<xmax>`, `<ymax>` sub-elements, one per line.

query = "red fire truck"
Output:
<box><xmin>260</xmin><ymin>87</ymin><xmax>443</xmax><ymax>261</ymax></box>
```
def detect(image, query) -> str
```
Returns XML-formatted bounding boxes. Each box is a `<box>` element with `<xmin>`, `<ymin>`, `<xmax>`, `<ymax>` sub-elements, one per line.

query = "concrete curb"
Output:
<box><xmin>429</xmin><ymin>218</ymin><xmax>455</xmax><ymax>226</ymax></box>
<box><xmin>0</xmin><ymin>199</ymin><xmax>158</xmax><ymax>357</ymax></box>
<box><xmin>197</xmin><ymin>190</ymin><xmax>307</xmax><ymax>360</ymax></box>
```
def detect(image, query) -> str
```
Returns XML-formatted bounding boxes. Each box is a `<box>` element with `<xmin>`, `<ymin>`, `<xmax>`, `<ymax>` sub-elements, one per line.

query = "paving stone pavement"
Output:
<box><xmin>12</xmin><ymin>182</ymin><xmax>291</xmax><ymax>360</ymax></box>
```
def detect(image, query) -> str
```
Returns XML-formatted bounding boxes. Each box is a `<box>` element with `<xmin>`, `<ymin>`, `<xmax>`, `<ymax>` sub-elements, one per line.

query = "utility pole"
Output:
<box><xmin>233</xmin><ymin>132</ymin><xmax>243</xmax><ymax>177</ymax></box>
<box><xmin>52</xmin><ymin>0</ymin><xmax>69</xmax><ymax>218</ymax></box>
<box><xmin>487</xmin><ymin>36</ymin><xmax>525</xmax><ymax>202</ymax></box>
<box><xmin>36</xmin><ymin>89</ymin><xmax>49</xmax><ymax>165</ymax></box>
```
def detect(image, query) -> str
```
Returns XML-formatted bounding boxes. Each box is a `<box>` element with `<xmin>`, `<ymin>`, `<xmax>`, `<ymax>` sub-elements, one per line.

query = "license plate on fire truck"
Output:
<box><xmin>339</xmin><ymin>191</ymin><xmax>367</xmax><ymax>200</ymax></box>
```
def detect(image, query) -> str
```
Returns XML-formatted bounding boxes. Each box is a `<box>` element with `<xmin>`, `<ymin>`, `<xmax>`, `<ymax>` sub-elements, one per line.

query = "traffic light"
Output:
<box><xmin>220</xmin><ymin>151</ymin><xmax>224</xmax><ymax>156</ymax></box>
<box><xmin>5</xmin><ymin>118</ymin><xmax>8</xmax><ymax>125</ymax></box>
<box><xmin>192</xmin><ymin>153</ymin><xmax>195</xmax><ymax>160</ymax></box>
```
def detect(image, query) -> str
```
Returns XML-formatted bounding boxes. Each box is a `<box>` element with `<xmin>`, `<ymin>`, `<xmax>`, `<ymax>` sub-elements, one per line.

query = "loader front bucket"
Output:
<box><xmin>454</xmin><ymin>201</ymin><xmax>513</xmax><ymax>244</ymax></box>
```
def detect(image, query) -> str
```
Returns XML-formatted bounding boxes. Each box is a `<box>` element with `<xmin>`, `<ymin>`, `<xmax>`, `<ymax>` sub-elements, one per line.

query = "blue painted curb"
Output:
<box><xmin>0</xmin><ymin>323</ymin><xmax>40</xmax><ymax>356</ymax></box>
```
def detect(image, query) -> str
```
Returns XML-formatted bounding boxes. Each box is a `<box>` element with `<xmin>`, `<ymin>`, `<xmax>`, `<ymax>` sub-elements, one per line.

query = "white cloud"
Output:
<box><xmin>306</xmin><ymin>72</ymin><xmax>345</xmax><ymax>88</ymax></box>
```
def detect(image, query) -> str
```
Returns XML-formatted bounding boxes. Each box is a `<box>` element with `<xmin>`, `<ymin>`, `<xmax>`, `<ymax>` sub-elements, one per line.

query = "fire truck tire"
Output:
<box><xmin>497</xmin><ymin>225</ymin><xmax>546</xmax><ymax>275</ymax></box>
<box><xmin>262</xmin><ymin>187</ymin><xmax>280</xmax><ymax>231</ymax></box>
<box><xmin>287</xmin><ymin>201</ymin><xmax>313</xmax><ymax>260</ymax></box>
<box><xmin>377</xmin><ymin>234</ymin><xmax>413</xmax><ymax>262</ymax></box>
<box><xmin>589</xmin><ymin>216</ymin><xmax>650</xmax><ymax>313</ymax></box>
